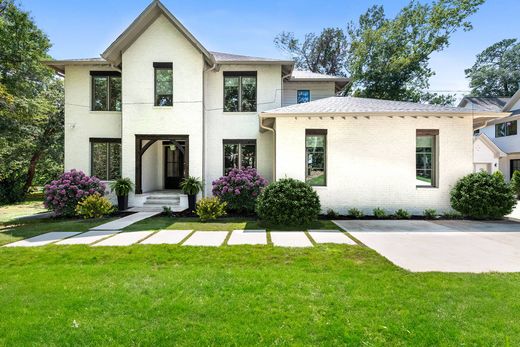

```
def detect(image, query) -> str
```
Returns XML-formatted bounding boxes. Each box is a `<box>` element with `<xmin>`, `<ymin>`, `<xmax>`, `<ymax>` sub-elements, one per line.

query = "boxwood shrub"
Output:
<box><xmin>255</xmin><ymin>178</ymin><xmax>320</xmax><ymax>226</ymax></box>
<box><xmin>450</xmin><ymin>171</ymin><xmax>516</xmax><ymax>219</ymax></box>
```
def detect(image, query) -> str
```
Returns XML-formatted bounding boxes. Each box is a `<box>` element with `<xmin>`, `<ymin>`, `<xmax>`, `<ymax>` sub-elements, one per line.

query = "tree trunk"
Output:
<box><xmin>22</xmin><ymin>151</ymin><xmax>42</xmax><ymax>195</ymax></box>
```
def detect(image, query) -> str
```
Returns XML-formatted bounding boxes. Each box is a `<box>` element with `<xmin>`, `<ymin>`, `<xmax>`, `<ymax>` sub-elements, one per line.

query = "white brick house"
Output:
<box><xmin>46</xmin><ymin>1</ymin><xmax>503</xmax><ymax>214</ymax></box>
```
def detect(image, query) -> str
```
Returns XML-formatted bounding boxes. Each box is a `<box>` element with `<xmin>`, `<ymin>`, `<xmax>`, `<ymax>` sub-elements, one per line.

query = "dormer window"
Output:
<box><xmin>223</xmin><ymin>71</ymin><xmax>257</xmax><ymax>112</ymax></box>
<box><xmin>91</xmin><ymin>71</ymin><xmax>121</xmax><ymax>111</ymax></box>
<box><xmin>154</xmin><ymin>62</ymin><xmax>173</xmax><ymax>106</ymax></box>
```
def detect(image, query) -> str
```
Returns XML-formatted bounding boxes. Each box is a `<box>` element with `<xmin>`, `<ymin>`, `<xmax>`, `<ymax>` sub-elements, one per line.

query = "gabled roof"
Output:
<box><xmin>102</xmin><ymin>0</ymin><xmax>215</xmax><ymax>67</ymax></box>
<box><xmin>475</xmin><ymin>133</ymin><xmax>507</xmax><ymax>157</ymax></box>
<box><xmin>262</xmin><ymin>96</ymin><xmax>506</xmax><ymax>117</ymax></box>
<box><xmin>458</xmin><ymin>97</ymin><xmax>511</xmax><ymax>112</ymax></box>
<box><xmin>503</xmin><ymin>89</ymin><xmax>520</xmax><ymax>112</ymax></box>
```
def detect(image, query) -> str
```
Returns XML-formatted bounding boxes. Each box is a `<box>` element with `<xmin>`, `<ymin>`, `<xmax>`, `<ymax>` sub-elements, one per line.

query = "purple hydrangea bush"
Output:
<box><xmin>212</xmin><ymin>168</ymin><xmax>268</xmax><ymax>213</ymax></box>
<box><xmin>44</xmin><ymin>169</ymin><xmax>106</xmax><ymax>216</ymax></box>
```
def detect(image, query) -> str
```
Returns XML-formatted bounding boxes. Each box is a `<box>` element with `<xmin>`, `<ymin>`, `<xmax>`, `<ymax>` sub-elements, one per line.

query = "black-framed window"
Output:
<box><xmin>154</xmin><ymin>62</ymin><xmax>173</xmax><ymax>106</ymax></box>
<box><xmin>305</xmin><ymin>130</ymin><xmax>327</xmax><ymax>186</ymax></box>
<box><xmin>223</xmin><ymin>72</ymin><xmax>257</xmax><ymax>112</ymax></box>
<box><xmin>90</xmin><ymin>138</ymin><xmax>121</xmax><ymax>181</ymax></box>
<box><xmin>495</xmin><ymin>120</ymin><xmax>517</xmax><ymax>138</ymax></box>
<box><xmin>416</xmin><ymin>130</ymin><xmax>438</xmax><ymax>187</ymax></box>
<box><xmin>91</xmin><ymin>71</ymin><xmax>121</xmax><ymax>111</ymax></box>
<box><xmin>511</xmin><ymin>160</ymin><xmax>520</xmax><ymax>179</ymax></box>
<box><xmin>223</xmin><ymin>139</ymin><xmax>256</xmax><ymax>174</ymax></box>
<box><xmin>297</xmin><ymin>90</ymin><xmax>311</xmax><ymax>104</ymax></box>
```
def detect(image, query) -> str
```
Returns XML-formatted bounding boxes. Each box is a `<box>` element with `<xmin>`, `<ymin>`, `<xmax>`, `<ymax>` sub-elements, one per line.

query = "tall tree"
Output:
<box><xmin>274</xmin><ymin>28</ymin><xmax>348</xmax><ymax>77</ymax></box>
<box><xmin>274</xmin><ymin>0</ymin><xmax>484</xmax><ymax>104</ymax></box>
<box><xmin>465</xmin><ymin>39</ymin><xmax>520</xmax><ymax>97</ymax></box>
<box><xmin>346</xmin><ymin>0</ymin><xmax>483</xmax><ymax>103</ymax></box>
<box><xmin>0</xmin><ymin>0</ymin><xmax>64</xmax><ymax>203</ymax></box>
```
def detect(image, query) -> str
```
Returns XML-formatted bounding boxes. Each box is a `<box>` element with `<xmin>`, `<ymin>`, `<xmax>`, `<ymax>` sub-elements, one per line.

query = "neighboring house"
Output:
<box><xmin>460</xmin><ymin>91</ymin><xmax>520</xmax><ymax>180</ymax></box>
<box><xmin>45</xmin><ymin>1</ymin><xmax>503</xmax><ymax>214</ymax></box>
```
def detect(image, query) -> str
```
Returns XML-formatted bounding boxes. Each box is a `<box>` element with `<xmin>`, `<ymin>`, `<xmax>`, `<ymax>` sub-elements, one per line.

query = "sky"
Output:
<box><xmin>21</xmin><ymin>0</ymin><xmax>520</xmax><ymax>95</ymax></box>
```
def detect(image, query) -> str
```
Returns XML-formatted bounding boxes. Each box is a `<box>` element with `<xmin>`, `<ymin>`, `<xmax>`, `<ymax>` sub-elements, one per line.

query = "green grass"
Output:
<box><xmin>1</xmin><ymin>217</ymin><xmax>520</xmax><ymax>345</ymax></box>
<box><xmin>0</xmin><ymin>199</ymin><xmax>47</xmax><ymax>223</ymax></box>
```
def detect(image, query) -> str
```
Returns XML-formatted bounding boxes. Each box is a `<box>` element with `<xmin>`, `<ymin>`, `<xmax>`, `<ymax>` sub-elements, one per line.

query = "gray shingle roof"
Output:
<box><xmin>263</xmin><ymin>96</ymin><xmax>503</xmax><ymax>115</ymax></box>
<box><xmin>458</xmin><ymin>97</ymin><xmax>511</xmax><ymax>112</ymax></box>
<box><xmin>210</xmin><ymin>51</ymin><xmax>293</xmax><ymax>64</ymax></box>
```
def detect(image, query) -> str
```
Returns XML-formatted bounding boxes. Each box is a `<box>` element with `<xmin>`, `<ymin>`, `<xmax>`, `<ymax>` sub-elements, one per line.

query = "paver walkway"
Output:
<box><xmin>4</xmin><ymin>232</ymin><xmax>81</xmax><ymax>247</ymax></box>
<box><xmin>140</xmin><ymin>230</ymin><xmax>192</xmax><ymax>245</ymax></box>
<box><xmin>183</xmin><ymin>231</ymin><xmax>228</xmax><ymax>247</ymax></box>
<box><xmin>56</xmin><ymin>230</ymin><xmax>119</xmax><ymax>245</ymax></box>
<box><xmin>270</xmin><ymin>231</ymin><xmax>313</xmax><ymax>247</ymax></box>
<box><xmin>228</xmin><ymin>230</ymin><xmax>267</xmax><ymax>245</ymax></box>
<box><xmin>308</xmin><ymin>230</ymin><xmax>356</xmax><ymax>245</ymax></box>
<box><xmin>93</xmin><ymin>231</ymin><xmax>153</xmax><ymax>246</ymax></box>
<box><xmin>90</xmin><ymin>212</ymin><xmax>160</xmax><ymax>231</ymax></box>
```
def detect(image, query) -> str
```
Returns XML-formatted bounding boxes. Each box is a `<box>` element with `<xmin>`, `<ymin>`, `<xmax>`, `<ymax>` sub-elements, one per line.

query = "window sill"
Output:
<box><xmin>89</xmin><ymin>111</ymin><xmax>121</xmax><ymax>114</ymax></box>
<box><xmin>311</xmin><ymin>185</ymin><xmax>327</xmax><ymax>189</ymax></box>
<box><xmin>416</xmin><ymin>185</ymin><xmax>438</xmax><ymax>189</ymax></box>
<box><xmin>153</xmin><ymin>106</ymin><xmax>173</xmax><ymax>109</ymax></box>
<box><xmin>223</xmin><ymin>112</ymin><xmax>257</xmax><ymax>115</ymax></box>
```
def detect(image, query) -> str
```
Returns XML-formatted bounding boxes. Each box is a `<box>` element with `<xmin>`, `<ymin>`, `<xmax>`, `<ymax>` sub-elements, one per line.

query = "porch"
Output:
<box><xmin>129</xmin><ymin>190</ymin><xmax>189</xmax><ymax>212</ymax></box>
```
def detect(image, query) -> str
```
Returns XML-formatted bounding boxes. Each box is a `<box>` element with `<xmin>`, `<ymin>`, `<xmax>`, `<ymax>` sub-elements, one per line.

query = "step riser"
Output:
<box><xmin>147</xmin><ymin>196</ymin><xmax>183</xmax><ymax>200</ymax></box>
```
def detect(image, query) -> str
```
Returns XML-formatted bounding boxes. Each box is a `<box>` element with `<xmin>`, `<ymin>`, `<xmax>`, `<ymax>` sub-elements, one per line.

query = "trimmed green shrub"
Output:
<box><xmin>442</xmin><ymin>210</ymin><xmax>463</xmax><ymax>220</ymax></box>
<box><xmin>511</xmin><ymin>170</ymin><xmax>520</xmax><ymax>199</ymax></box>
<box><xmin>373</xmin><ymin>207</ymin><xmax>387</xmax><ymax>219</ymax></box>
<box><xmin>326</xmin><ymin>209</ymin><xmax>339</xmax><ymax>219</ymax></box>
<box><xmin>394</xmin><ymin>209</ymin><xmax>411</xmax><ymax>219</ymax></box>
<box><xmin>423</xmin><ymin>209</ymin><xmax>437</xmax><ymax>219</ymax></box>
<box><xmin>255</xmin><ymin>178</ymin><xmax>320</xmax><ymax>226</ymax></box>
<box><xmin>196</xmin><ymin>197</ymin><xmax>227</xmax><ymax>222</ymax></box>
<box><xmin>450</xmin><ymin>171</ymin><xmax>516</xmax><ymax>219</ymax></box>
<box><xmin>348</xmin><ymin>208</ymin><xmax>364</xmax><ymax>219</ymax></box>
<box><xmin>75</xmin><ymin>194</ymin><xmax>115</xmax><ymax>219</ymax></box>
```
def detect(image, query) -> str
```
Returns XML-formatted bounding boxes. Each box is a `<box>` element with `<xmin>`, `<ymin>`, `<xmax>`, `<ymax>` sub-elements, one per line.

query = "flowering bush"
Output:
<box><xmin>212</xmin><ymin>168</ymin><xmax>268</xmax><ymax>213</ymax></box>
<box><xmin>44</xmin><ymin>169</ymin><xmax>106</xmax><ymax>216</ymax></box>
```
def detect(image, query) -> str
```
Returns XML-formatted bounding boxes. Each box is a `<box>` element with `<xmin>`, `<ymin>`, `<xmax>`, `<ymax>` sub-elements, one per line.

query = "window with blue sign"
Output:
<box><xmin>297</xmin><ymin>90</ymin><xmax>311</xmax><ymax>104</ymax></box>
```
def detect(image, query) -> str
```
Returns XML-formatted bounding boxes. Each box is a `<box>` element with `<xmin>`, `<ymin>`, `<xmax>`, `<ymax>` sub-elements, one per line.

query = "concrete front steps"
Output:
<box><xmin>127</xmin><ymin>191</ymin><xmax>188</xmax><ymax>212</ymax></box>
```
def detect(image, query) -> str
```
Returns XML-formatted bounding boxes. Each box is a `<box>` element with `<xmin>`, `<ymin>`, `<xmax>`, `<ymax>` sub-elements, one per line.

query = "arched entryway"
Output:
<box><xmin>135</xmin><ymin>135</ymin><xmax>189</xmax><ymax>194</ymax></box>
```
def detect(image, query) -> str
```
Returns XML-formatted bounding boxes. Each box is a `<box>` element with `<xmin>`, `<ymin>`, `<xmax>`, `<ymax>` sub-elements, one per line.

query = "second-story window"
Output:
<box><xmin>297</xmin><ymin>90</ymin><xmax>311</xmax><ymax>104</ymax></box>
<box><xmin>495</xmin><ymin>120</ymin><xmax>517</xmax><ymax>137</ymax></box>
<box><xmin>91</xmin><ymin>71</ymin><xmax>121</xmax><ymax>111</ymax></box>
<box><xmin>223</xmin><ymin>72</ymin><xmax>257</xmax><ymax>112</ymax></box>
<box><xmin>154</xmin><ymin>62</ymin><xmax>173</xmax><ymax>106</ymax></box>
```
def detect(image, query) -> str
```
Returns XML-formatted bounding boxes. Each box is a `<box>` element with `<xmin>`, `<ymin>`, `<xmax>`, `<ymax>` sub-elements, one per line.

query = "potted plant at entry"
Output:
<box><xmin>109</xmin><ymin>178</ymin><xmax>134</xmax><ymax>211</ymax></box>
<box><xmin>180</xmin><ymin>176</ymin><xmax>204</xmax><ymax>212</ymax></box>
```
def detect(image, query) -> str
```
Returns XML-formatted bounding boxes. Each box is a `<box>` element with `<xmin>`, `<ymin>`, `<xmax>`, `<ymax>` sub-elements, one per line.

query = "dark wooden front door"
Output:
<box><xmin>164</xmin><ymin>143</ymin><xmax>185</xmax><ymax>189</ymax></box>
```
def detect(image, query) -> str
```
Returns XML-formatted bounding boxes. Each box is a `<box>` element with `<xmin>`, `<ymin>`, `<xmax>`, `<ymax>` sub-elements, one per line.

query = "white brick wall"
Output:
<box><xmin>275</xmin><ymin>116</ymin><xmax>473</xmax><ymax>215</ymax></box>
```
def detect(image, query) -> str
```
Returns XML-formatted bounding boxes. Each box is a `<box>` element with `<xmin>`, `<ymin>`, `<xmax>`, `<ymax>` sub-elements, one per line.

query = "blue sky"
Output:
<box><xmin>22</xmin><ymin>0</ymin><xmax>520</xmax><ymax>94</ymax></box>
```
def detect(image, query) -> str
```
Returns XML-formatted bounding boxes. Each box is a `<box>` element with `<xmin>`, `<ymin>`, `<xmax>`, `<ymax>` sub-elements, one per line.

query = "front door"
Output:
<box><xmin>164</xmin><ymin>142</ymin><xmax>185</xmax><ymax>189</ymax></box>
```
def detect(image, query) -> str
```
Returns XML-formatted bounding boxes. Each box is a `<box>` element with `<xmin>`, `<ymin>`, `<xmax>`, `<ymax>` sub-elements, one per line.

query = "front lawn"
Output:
<box><xmin>0</xmin><ymin>217</ymin><xmax>519</xmax><ymax>345</ymax></box>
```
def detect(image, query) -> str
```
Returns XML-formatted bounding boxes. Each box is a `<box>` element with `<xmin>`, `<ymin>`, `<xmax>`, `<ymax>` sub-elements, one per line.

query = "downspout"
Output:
<box><xmin>202</xmin><ymin>60</ymin><xmax>218</xmax><ymax>196</ymax></box>
<box><xmin>260</xmin><ymin>115</ymin><xmax>276</xmax><ymax>182</ymax></box>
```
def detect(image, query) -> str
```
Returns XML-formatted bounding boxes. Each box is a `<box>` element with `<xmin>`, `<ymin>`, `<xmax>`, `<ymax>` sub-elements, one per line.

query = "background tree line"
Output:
<box><xmin>0</xmin><ymin>0</ymin><xmax>64</xmax><ymax>203</ymax></box>
<box><xmin>275</xmin><ymin>0</ymin><xmax>520</xmax><ymax>103</ymax></box>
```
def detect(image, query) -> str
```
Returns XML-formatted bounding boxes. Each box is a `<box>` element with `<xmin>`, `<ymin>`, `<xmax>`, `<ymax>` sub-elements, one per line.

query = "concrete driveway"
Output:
<box><xmin>334</xmin><ymin>220</ymin><xmax>520</xmax><ymax>273</ymax></box>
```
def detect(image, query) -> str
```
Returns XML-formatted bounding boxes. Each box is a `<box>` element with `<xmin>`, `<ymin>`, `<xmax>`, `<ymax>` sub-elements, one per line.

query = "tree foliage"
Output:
<box><xmin>274</xmin><ymin>0</ymin><xmax>484</xmax><ymax>104</ymax></box>
<box><xmin>0</xmin><ymin>0</ymin><xmax>64</xmax><ymax>203</ymax></box>
<box><xmin>274</xmin><ymin>28</ymin><xmax>348</xmax><ymax>77</ymax></box>
<box><xmin>465</xmin><ymin>38</ymin><xmax>520</xmax><ymax>97</ymax></box>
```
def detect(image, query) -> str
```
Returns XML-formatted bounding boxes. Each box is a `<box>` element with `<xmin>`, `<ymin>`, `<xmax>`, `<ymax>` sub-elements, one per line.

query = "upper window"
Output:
<box><xmin>495</xmin><ymin>120</ymin><xmax>517</xmax><ymax>138</ymax></box>
<box><xmin>91</xmin><ymin>71</ymin><xmax>121</xmax><ymax>111</ymax></box>
<box><xmin>223</xmin><ymin>72</ymin><xmax>257</xmax><ymax>112</ymax></box>
<box><xmin>305</xmin><ymin>130</ymin><xmax>327</xmax><ymax>186</ymax></box>
<box><xmin>297</xmin><ymin>90</ymin><xmax>311</xmax><ymax>104</ymax></box>
<box><xmin>416</xmin><ymin>130</ymin><xmax>438</xmax><ymax>187</ymax></box>
<box><xmin>90</xmin><ymin>139</ymin><xmax>121</xmax><ymax>181</ymax></box>
<box><xmin>154</xmin><ymin>63</ymin><xmax>173</xmax><ymax>106</ymax></box>
<box><xmin>223</xmin><ymin>140</ymin><xmax>256</xmax><ymax>174</ymax></box>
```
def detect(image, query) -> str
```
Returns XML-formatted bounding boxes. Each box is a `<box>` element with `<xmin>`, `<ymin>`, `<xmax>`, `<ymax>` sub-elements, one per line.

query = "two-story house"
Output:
<box><xmin>46</xmin><ymin>1</ymin><xmax>503</xmax><ymax>215</ymax></box>
<box><xmin>461</xmin><ymin>90</ymin><xmax>520</xmax><ymax>180</ymax></box>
